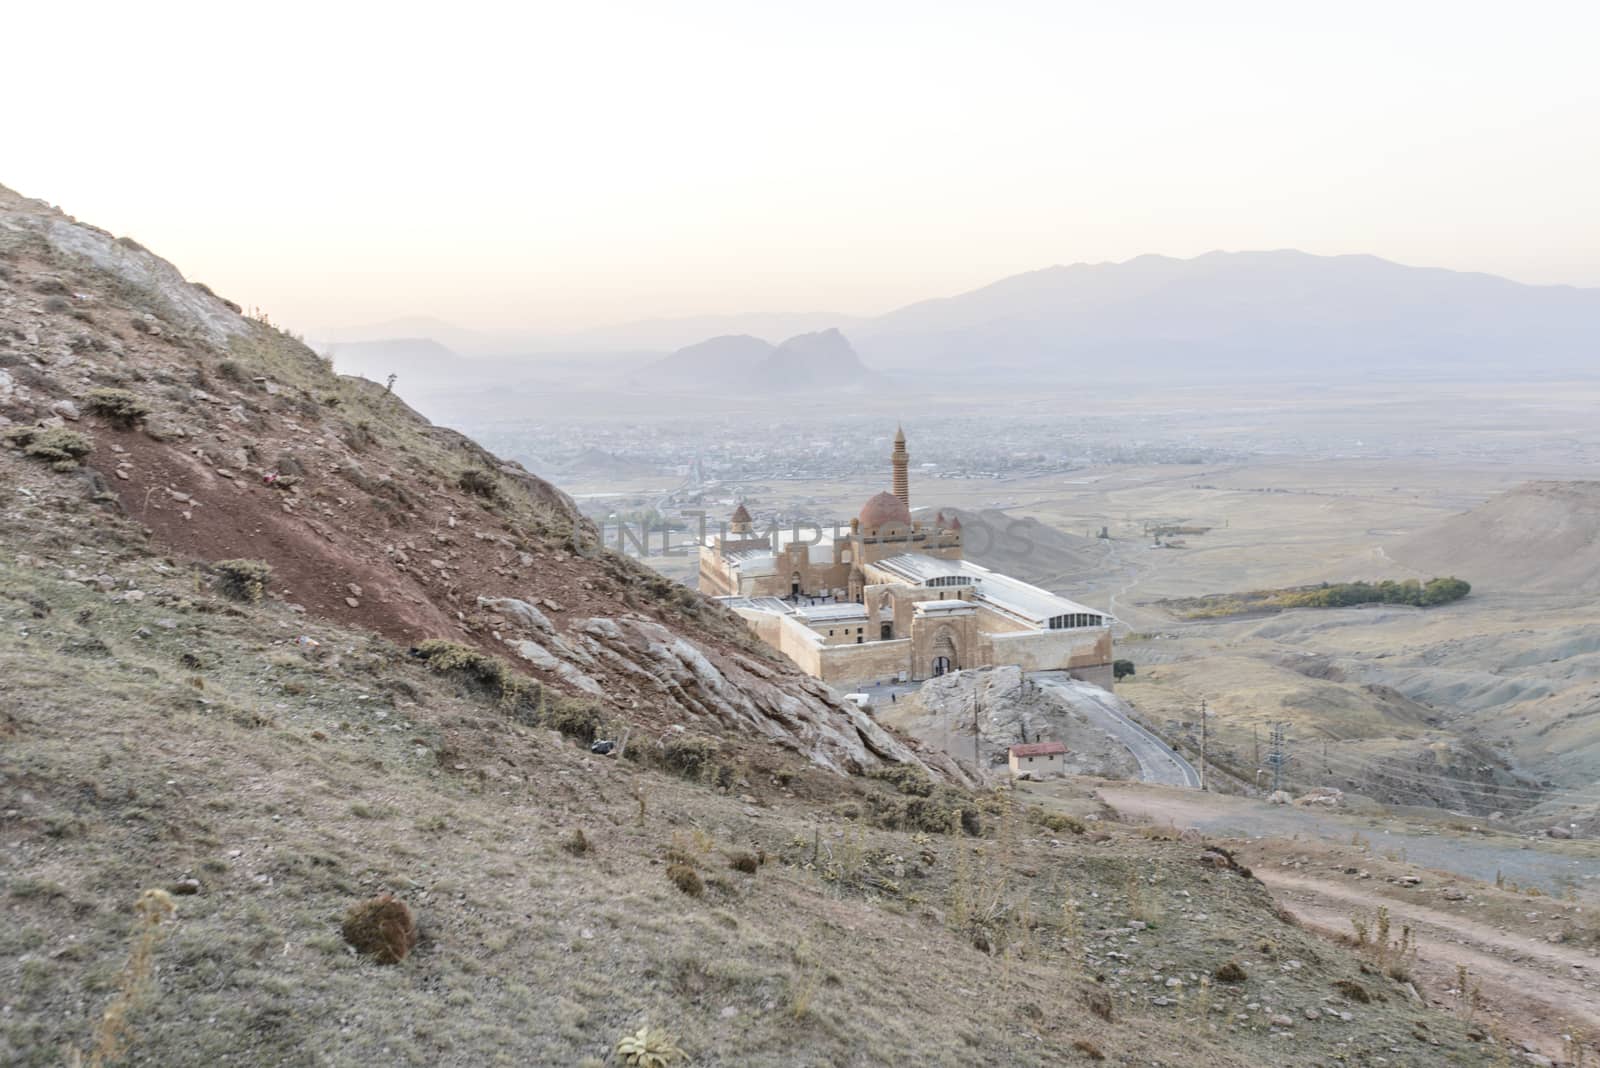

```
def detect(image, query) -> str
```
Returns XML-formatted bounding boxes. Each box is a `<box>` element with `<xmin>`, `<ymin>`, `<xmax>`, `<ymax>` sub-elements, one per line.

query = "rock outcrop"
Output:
<box><xmin>880</xmin><ymin>665</ymin><xmax>1139</xmax><ymax>783</ymax></box>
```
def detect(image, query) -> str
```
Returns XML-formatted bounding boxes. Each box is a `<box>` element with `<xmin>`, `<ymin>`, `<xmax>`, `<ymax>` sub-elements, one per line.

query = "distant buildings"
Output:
<box><xmin>700</xmin><ymin>427</ymin><xmax>1116</xmax><ymax>689</ymax></box>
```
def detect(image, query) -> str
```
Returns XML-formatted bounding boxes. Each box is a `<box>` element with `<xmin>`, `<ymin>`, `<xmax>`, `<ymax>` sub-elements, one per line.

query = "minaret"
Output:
<box><xmin>891</xmin><ymin>425</ymin><xmax>910</xmax><ymax>508</ymax></box>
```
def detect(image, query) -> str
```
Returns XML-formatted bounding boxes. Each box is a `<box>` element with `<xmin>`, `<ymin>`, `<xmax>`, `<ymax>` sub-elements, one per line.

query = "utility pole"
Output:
<box><xmin>972</xmin><ymin>689</ymin><xmax>981</xmax><ymax>772</ymax></box>
<box><xmin>1199</xmin><ymin>697</ymin><xmax>1209</xmax><ymax>792</ymax></box>
<box><xmin>1253</xmin><ymin>726</ymin><xmax>1260</xmax><ymax>769</ymax></box>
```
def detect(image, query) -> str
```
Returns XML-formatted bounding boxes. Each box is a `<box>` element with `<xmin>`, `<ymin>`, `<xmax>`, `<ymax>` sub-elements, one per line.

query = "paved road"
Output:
<box><xmin>1033</xmin><ymin>672</ymin><xmax>1201</xmax><ymax>788</ymax></box>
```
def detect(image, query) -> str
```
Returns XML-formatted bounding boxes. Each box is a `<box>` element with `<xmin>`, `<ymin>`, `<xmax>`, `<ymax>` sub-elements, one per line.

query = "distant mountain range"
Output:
<box><xmin>318</xmin><ymin>251</ymin><xmax>1600</xmax><ymax>386</ymax></box>
<box><xmin>850</xmin><ymin>251</ymin><xmax>1600</xmax><ymax>377</ymax></box>
<box><xmin>639</xmin><ymin>328</ymin><xmax>873</xmax><ymax>393</ymax></box>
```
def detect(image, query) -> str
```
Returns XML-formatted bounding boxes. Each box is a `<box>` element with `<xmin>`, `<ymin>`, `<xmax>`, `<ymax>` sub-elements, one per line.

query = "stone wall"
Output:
<box><xmin>818</xmin><ymin>637</ymin><xmax>914</xmax><ymax>686</ymax></box>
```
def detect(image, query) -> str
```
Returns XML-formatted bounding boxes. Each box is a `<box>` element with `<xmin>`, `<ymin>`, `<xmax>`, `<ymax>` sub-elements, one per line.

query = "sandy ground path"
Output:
<box><xmin>1097</xmin><ymin>785</ymin><xmax>1600</xmax><ymax>892</ymax></box>
<box><xmin>1262</xmin><ymin>870</ymin><xmax>1600</xmax><ymax>1063</ymax></box>
<box><xmin>1096</xmin><ymin>783</ymin><xmax>1600</xmax><ymax>1063</ymax></box>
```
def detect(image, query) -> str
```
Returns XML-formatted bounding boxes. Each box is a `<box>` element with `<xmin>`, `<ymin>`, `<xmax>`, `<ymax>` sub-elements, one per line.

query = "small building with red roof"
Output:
<box><xmin>1008</xmin><ymin>740</ymin><xmax>1068</xmax><ymax>778</ymax></box>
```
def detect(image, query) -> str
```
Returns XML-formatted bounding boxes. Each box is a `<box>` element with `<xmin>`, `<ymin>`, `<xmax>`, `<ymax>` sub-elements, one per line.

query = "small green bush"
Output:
<box><xmin>544</xmin><ymin>698</ymin><xmax>604</xmax><ymax>742</ymax></box>
<box><xmin>660</xmin><ymin>733</ymin><xmax>720</xmax><ymax>779</ymax></box>
<box><xmin>1029</xmin><ymin>808</ymin><xmax>1086</xmax><ymax>835</ymax></box>
<box><xmin>1113</xmin><ymin>659</ymin><xmax>1136</xmax><ymax>680</ymax></box>
<box><xmin>85</xmin><ymin>387</ymin><xmax>150</xmax><ymax>428</ymax></box>
<box><xmin>214</xmin><ymin>559</ymin><xmax>272</xmax><ymax>603</ymax></box>
<box><xmin>413</xmin><ymin>639</ymin><xmax>533</xmax><ymax>709</ymax></box>
<box><xmin>457</xmin><ymin>469</ymin><xmax>499</xmax><ymax>499</ymax></box>
<box><xmin>6</xmin><ymin>426</ymin><xmax>94</xmax><ymax>469</ymax></box>
<box><xmin>867</xmin><ymin>763</ymin><xmax>935</xmax><ymax>797</ymax></box>
<box><xmin>876</xmin><ymin>792</ymin><xmax>982</xmax><ymax>836</ymax></box>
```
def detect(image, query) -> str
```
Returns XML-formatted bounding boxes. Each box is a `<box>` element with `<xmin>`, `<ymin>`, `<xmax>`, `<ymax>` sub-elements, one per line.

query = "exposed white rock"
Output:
<box><xmin>478</xmin><ymin>595</ymin><xmax>554</xmax><ymax>634</ymax></box>
<box><xmin>565</xmin><ymin>614</ymin><xmax>936</xmax><ymax>777</ymax></box>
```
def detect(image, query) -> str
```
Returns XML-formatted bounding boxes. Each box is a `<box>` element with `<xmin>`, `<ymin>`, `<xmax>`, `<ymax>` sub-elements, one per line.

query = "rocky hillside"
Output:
<box><xmin>0</xmin><ymin>187</ymin><xmax>1510</xmax><ymax>1066</ymax></box>
<box><xmin>0</xmin><ymin>184</ymin><xmax>933</xmax><ymax>780</ymax></box>
<box><xmin>880</xmin><ymin>666</ymin><xmax>1140</xmax><ymax>783</ymax></box>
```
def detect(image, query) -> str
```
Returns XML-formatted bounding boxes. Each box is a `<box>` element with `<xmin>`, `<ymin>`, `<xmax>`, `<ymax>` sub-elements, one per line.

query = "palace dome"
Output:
<box><xmin>859</xmin><ymin>491</ymin><xmax>911</xmax><ymax>530</ymax></box>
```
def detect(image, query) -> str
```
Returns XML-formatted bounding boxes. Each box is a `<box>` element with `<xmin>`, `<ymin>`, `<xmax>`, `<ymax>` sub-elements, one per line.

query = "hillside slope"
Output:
<box><xmin>1389</xmin><ymin>481</ymin><xmax>1600</xmax><ymax>596</ymax></box>
<box><xmin>0</xmin><ymin>184</ymin><xmax>927</xmax><ymax>779</ymax></box>
<box><xmin>0</xmin><ymin>187</ymin><xmax>1504</xmax><ymax>1066</ymax></box>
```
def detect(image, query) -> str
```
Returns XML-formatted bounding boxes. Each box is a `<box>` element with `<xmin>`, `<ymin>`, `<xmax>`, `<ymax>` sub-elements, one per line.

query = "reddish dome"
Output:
<box><xmin>859</xmin><ymin>491</ymin><xmax>911</xmax><ymax>529</ymax></box>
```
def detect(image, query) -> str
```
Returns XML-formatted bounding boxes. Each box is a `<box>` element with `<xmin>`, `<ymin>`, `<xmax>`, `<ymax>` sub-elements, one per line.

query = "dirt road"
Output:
<box><xmin>1034</xmin><ymin>673</ymin><xmax>1201</xmax><ymax>787</ymax></box>
<box><xmin>1098</xmin><ymin>783</ymin><xmax>1600</xmax><ymax>1063</ymax></box>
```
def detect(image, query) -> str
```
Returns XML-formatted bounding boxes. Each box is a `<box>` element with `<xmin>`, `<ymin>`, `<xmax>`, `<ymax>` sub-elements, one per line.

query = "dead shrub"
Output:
<box><xmin>1333</xmin><ymin>978</ymin><xmax>1372</xmax><ymax>1003</ymax></box>
<box><xmin>1082</xmin><ymin>986</ymin><xmax>1114</xmax><ymax>1022</ymax></box>
<box><xmin>727</xmin><ymin>851</ymin><xmax>760</xmax><ymax>874</ymax></box>
<box><xmin>561</xmin><ymin>829</ymin><xmax>590</xmax><ymax>856</ymax></box>
<box><xmin>667</xmin><ymin>863</ymin><xmax>703</xmax><ymax>897</ymax></box>
<box><xmin>1071</xmin><ymin>1039</ymin><xmax>1106</xmax><ymax>1061</ymax></box>
<box><xmin>340</xmin><ymin>894</ymin><xmax>418</xmax><ymax>964</ymax></box>
<box><xmin>214</xmin><ymin>559</ymin><xmax>272</xmax><ymax>603</ymax></box>
<box><xmin>1213</xmin><ymin>960</ymin><xmax>1248</xmax><ymax>983</ymax></box>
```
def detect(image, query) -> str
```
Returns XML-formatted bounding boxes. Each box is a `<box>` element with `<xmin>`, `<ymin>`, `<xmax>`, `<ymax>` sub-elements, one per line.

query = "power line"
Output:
<box><xmin>1306</xmin><ymin>750</ymin><xmax>1600</xmax><ymax>805</ymax></box>
<box><xmin>1264</xmin><ymin>721</ymin><xmax>1289</xmax><ymax>794</ymax></box>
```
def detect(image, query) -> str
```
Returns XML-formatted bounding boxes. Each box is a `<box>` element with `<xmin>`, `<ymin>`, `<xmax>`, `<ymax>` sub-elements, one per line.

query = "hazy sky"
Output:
<box><xmin>8</xmin><ymin>1</ymin><xmax>1599</xmax><ymax>335</ymax></box>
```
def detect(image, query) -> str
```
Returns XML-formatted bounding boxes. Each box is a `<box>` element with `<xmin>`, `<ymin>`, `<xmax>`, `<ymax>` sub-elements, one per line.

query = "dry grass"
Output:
<box><xmin>0</xmin><ymin>449</ymin><xmax>1508</xmax><ymax>1068</ymax></box>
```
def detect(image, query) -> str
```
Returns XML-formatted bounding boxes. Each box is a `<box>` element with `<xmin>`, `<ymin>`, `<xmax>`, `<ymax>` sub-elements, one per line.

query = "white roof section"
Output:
<box><xmin>875</xmin><ymin>553</ymin><xmax>1111</xmax><ymax>629</ymax></box>
<box><xmin>797</xmin><ymin>602</ymin><xmax>869</xmax><ymax>624</ymax></box>
<box><xmin>722</xmin><ymin>549</ymin><xmax>777</xmax><ymax>577</ymax></box>
<box><xmin>716</xmin><ymin>595</ymin><xmax>793</xmax><ymax>615</ymax></box>
<box><xmin>914</xmin><ymin>599</ymin><xmax>975</xmax><ymax>615</ymax></box>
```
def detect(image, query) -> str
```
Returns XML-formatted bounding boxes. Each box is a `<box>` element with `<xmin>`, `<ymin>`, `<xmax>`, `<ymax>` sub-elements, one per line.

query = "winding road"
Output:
<box><xmin>1033</xmin><ymin>672</ymin><xmax>1201</xmax><ymax>788</ymax></box>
